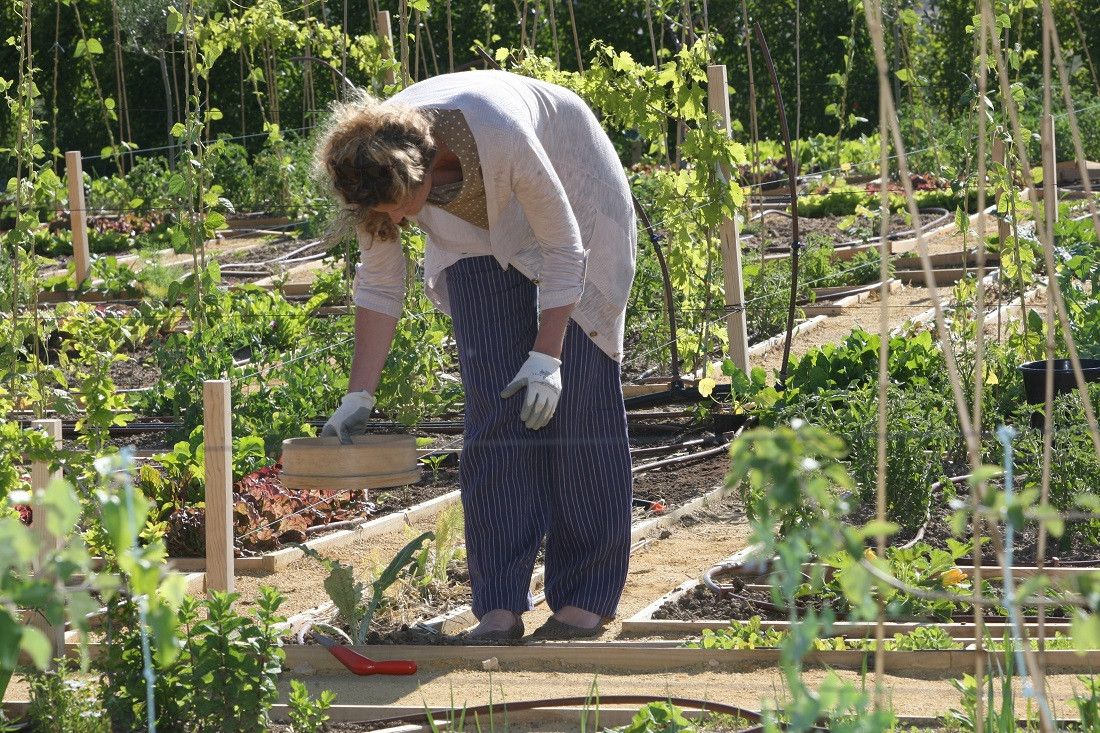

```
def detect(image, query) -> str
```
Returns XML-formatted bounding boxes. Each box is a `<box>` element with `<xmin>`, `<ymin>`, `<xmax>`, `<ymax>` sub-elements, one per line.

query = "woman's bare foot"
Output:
<box><xmin>469</xmin><ymin>609</ymin><xmax>523</xmax><ymax>639</ymax></box>
<box><xmin>552</xmin><ymin>605</ymin><xmax>601</xmax><ymax>629</ymax></box>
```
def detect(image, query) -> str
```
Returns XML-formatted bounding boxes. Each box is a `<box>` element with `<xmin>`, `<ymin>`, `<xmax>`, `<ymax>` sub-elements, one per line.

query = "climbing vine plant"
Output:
<box><xmin>505</xmin><ymin>39</ymin><xmax>748</xmax><ymax>365</ymax></box>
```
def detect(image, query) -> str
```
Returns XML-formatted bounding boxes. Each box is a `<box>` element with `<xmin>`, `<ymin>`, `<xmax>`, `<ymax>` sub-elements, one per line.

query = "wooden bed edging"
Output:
<box><xmin>747</xmin><ymin>316</ymin><xmax>828</xmax><ymax>359</ymax></box>
<box><xmin>279</xmin><ymin>641</ymin><xmax>1100</xmax><ymax>675</ymax></box>
<box><xmin>803</xmin><ymin>279</ymin><xmax>901</xmax><ymax>318</ymax></box>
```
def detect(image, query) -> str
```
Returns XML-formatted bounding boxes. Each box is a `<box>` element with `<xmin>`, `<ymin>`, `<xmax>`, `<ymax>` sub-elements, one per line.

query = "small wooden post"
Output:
<box><xmin>1041</xmin><ymin>112</ymin><xmax>1058</xmax><ymax>234</ymax></box>
<box><xmin>706</xmin><ymin>65</ymin><xmax>750</xmax><ymax>376</ymax></box>
<box><xmin>992</xmin><ymin>138</ymin><xmax>1011</xmax><ymax>247</ymax></box>
<box><xmin>29</xmin><ymin>419</ymin><xmax>65</xmax><ymax>663</ymax></box>
<box><xmin>65</xmin><ymin>151</ymin><xmax>90</xmax><ymax>287</ymax></box>
<box><xmin>203</xmin><ymin>380</ymin><xmax>234</xmax><ymax>594</ymax></box>
<box><xmin>377</xmin><ymin>10</ymin><xmax>396</xmax><ymax>86</ymax></box>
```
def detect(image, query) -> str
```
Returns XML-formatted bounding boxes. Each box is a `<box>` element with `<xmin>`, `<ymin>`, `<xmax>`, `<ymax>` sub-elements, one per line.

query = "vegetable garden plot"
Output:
<box><xmin>747</xmin><ymin>209</ymin><xmax>951</xmax><ymax>259</ymax></box>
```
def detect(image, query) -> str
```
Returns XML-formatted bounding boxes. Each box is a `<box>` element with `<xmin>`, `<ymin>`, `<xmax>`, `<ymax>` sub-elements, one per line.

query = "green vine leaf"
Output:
<box><xmin>167</xmin><ymin>6</ymin><xmax>184</xmax><ymax>35</ymax></box>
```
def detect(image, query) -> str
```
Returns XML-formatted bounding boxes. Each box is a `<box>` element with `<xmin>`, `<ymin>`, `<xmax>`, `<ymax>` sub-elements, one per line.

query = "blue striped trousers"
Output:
<box><xmin>446</xmin><ymin>256</ymin><xmax>632</xmax><ymax>619</ymax></box>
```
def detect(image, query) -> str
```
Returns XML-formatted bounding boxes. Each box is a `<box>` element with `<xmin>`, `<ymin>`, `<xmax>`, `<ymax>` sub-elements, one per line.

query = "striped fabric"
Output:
<box><xmin>446</xmin><ymin>256</ymin><xmax>633</xmax><ymax>619</ymax></box>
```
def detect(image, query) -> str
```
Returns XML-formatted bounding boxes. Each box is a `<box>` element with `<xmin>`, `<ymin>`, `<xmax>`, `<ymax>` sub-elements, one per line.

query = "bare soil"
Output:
<box><xmin>651</xmin><ymin>583</ymin><xmax>786</xmax><ymax>622</ymax></box>
<box><xmin>743</xmin><ymin>211</ymin><xmax>948</xmax><ymax>251</ymax></box>
<box><xmin>915</xmin><ymin>478</ymin><xmax>1100</xmax><ymax>567</ymax></box>
<box><xmin>109</xmin><ymin>342</ymin><xmax>160</xmax><ymax>390</ymax></box>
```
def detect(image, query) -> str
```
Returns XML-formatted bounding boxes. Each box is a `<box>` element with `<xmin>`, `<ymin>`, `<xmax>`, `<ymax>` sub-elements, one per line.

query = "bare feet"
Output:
<box><xmin>469</xmin><ymin>609</ymin><xmax>523</xmax><ymax>639</ymax></box>
<box><xmin>552</xmin><ymin>605</ymin><xmax>601</xmax><ymax>629</ymax></box>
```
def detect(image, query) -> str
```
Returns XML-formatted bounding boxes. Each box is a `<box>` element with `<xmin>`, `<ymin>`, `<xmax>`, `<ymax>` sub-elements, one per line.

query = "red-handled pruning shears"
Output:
<box><xmin>312</xmin><ymin>632</ymin><xmax>418</xmax><ymax>676</ymax></box>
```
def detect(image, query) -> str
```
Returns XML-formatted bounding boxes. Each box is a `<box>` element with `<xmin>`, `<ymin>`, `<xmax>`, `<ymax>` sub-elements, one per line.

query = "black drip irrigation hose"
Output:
<box><xmin>631</xmin><ymin>193</ymin><xmax>683</xmax><ymax>392</ymax></box>
<box><xmin>359</xmin><ymin>695</ymin><xmax>763</xmax><ymax>731</ymax></box>
<box><xmin>752</xmin><ymin>22</ymin><xmax>801</xmax><ymax>389</ymax></box>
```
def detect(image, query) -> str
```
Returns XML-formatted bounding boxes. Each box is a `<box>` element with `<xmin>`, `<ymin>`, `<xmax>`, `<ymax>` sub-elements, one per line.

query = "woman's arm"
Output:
<box><xmin>348</xmin><ymin>306</ymin><xmax>399</xmax><ymax>392</ymax></box>
<box><xmin>533</xmin><ymin>303</ymin><xmax>574</xmax><ymax>359</ymax></box>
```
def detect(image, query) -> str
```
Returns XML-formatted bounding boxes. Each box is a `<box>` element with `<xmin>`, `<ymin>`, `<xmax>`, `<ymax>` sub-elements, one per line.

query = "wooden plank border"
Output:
<box><xmin>278</xmin><ymin>640</ymin><xmax>1100</xmax><ymax>675</ymax></box>
<box><xmin>803</xmin><ymin>279</ymin><xmax>901</xmax><ymax>318</ymax></box>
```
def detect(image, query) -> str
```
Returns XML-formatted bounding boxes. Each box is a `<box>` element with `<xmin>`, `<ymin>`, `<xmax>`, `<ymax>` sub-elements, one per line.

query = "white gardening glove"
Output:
<box><xmin>500</xmin><ymin>351</ymin><xmax>562</xmax><ymax>431</ymax></box>
<box><xmin>321</xmin><ymin>390</ymin><xmax>377</xmax><ymax>444</ymax></box>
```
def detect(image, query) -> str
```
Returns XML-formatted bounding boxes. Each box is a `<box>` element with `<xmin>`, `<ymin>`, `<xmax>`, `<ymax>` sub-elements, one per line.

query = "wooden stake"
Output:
<box><xmin>65</xmin><ymin>151</ymin><xmax>90</xmax><ymax>287</ymax></box>
<box><xmin>203</xmin><ymin>380</ymin><xmax>234</xmax><ymax>594</ymax></box>
<box><xmin>377</xmin><ymin>10</ymin><xmax>396</xmax><ymax>86</ymax></box>
<box><xmin>1041</xmin><ymin>112</ymin><xmax>1058</xmax><ymax>233</ymax></box>
<box><xmin>706</xmin><ymin>65</ymin><xmax>749</xmax><ymax>376</ymax></box>
<box><xmin>992</xmin><ymin>138</ymin><xmax>1011</xmax><ymax>246</ymax></box>
<box><xmin>29</xmin><ymin>419</ymin><xmax>65</xmax><ymax>663</ymax></box>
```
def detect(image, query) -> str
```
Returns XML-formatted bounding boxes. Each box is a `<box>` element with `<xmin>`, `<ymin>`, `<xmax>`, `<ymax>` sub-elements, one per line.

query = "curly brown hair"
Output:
<box><xmin>313</xmin><ymin>89</ymin><xmax>436</xmax><ymax>240</ymax></box>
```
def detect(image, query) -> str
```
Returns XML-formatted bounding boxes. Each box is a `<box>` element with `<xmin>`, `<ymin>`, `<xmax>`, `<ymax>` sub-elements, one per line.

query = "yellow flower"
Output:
<box><xmin>941</xmin><ymin>568</ymin><xmax>968</xmax><ymax>587</ymax></box>
<box><xmin>864</xmin><ymin>548</ymin><xmax>877</xmax><ymax>562</ymax></box>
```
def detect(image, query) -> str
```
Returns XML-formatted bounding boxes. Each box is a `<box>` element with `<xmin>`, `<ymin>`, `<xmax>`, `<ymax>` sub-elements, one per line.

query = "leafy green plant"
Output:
<box><xmin>820</xmin><ymin>541</ymin><xmax>975</xmax><ymax>622</ymax></box>
<box><xmin>610</xmin><ymin>701</ymin><xmax>696</xmax><ymax>733</ymax></box>
<box><xmin>303</xmin><ymin>531</ymin><xmax>434</xmax><ymax>644</ymax></box>
<box><xmin>941</xmin><ymin>646</ymin><xmax>1038</xmax><ymax>733</ymax></box>
<box><xmin>410</xmin><ymin>505</ymin><xmax>466</xmax><ymax>588</ymax></box>
<box><xmin>775</xmin><ymin>381</ymin><xmax>956</xmax><ymax>533</ymax></box>
<box><xmin>103</xmin><ymin>587</ymin><xmax>285</xmax><ymax>732</ymax></box>
<box><xmin>27</xmin><ymin>663</ymin><xmax>109</xmax><ymax>733</ymax></box>
<box><xmin>287</xmin><ymin>680</ymin><xmax>336</xmax><ymax>733</ymax></box>
<box><xmin>686</xmin><ymin>617</ymin><xmax>963</xmax><ymax>652</ymax></box>
<box><xmin>1071</xmin><ymin>675</ymin><xmax>1100</xmax><ymax>732</ymax></box>
<box><xmin>687</xmin><ymin>617</ymin><xmax>785</xmax><ymax>650</ymax></box>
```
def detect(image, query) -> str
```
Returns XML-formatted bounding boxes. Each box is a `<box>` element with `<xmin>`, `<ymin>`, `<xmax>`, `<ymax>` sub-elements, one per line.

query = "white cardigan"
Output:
<box><xmin>351</xmin><ymin>71</ymin><xmax>637</xmax><ymax>361</ymax></box>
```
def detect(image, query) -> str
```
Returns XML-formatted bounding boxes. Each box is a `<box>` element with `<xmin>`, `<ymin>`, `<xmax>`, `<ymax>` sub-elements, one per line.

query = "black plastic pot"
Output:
<box><xmin>1018</xmin><ymin>358</ymin><xmax>1100</xmax><ymax>405</ymax></box>
<box><xmin>1018</xmin><ymin>358</ymin><xmax>1100</xmax><ymax>429</ymax></box>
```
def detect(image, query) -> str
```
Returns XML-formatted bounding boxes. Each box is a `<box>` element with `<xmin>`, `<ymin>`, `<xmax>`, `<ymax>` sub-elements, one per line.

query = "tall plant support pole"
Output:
<box><xmin>751</xmin><ymin>25</ymin><xmax>800</xmax><ymax>386</ymax></box>
<box><xmin>446</xmin><ymin>0</ymin><xmax>454</xmax><ymax>72</ymax></box>
<box><xmin>398</xmin><ymin>0</ymin><xmax>410</xmax><ymax>86</ymax></box>
<box><xmin>203</xmin><ymin>380</ymin><xmax>234</xmax><ymax>594</ymax></box>
<box><xmin>706</xmin><ymin>65</ymin><xmax>749</xmax><ymax>377</ymax></box>
<box><xmin>29</xmin><ymin>419</ymin><xmax>65</xmax><ymax>662</ymax></box>
<box><xmin>1041</xmin><ymin>113</ymin><xmax>1057</xmax><ymax>230</ymax></box>
<box><xmin>566</xmin><ymin>0</ymin><xmax>583</xmax><ymax>73</ymax></box>
<box><xmin>377</xmin><ymin>10</ymin><xmax>396</xmax><ymax>86</ymax></box>
<box><xmin>992</xmin><ymin>139</ymin><xmax>1011</xmax><ymax>246</ymax></box>
<box><xmin>65</xmin><ymin>151</ymin><xmax>90</xmax><ymax>287</ymax></box>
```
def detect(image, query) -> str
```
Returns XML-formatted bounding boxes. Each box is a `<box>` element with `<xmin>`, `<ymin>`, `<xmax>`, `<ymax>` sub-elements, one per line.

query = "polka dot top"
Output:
<box><xmin>425</xmin><ymin>109</ymin><xmax>490</xmax><ymax>230</ymax></box>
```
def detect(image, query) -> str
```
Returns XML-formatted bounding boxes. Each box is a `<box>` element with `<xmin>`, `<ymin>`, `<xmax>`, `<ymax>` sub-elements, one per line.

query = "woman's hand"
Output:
<box><xmin>322</xmin><ymin>390</ymin><xmax>377</xmax><ymax>443</ymax></box>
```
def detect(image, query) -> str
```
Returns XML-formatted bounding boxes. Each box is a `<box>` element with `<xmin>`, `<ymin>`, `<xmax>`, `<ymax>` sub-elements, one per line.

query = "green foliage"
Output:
<box><xmin>410</xmin><ymin>505</ymin><xmax>466</xmax><ymax>588</ymax></box>
<box><xmin>729</xmin><ymin>421</ymin><xmax>854</xmax><ymax>543</ymax></box>
<box><xmin>303</xmin><ymin>531</ymin><xmax>435</xmax><ymax>644</ymax></box>
<box><xmin>686</xmin><ymin>616</ymin><xmax>963</xmax><ymax>651</ymax></box>
<box><xmin>941</xmin><ymin>649</ymin><xmax>1036</xmax><ymax>733</ymax></box>
<box><xmin>287</xmin><ymin>680</ymin><xmax>336</xmax><ymax>733</ymax></box>
<box><xmin>776</xmin><ymin>382</ymin><xmax>957</xmax><ymax>533</ymax></box>
<box><xmin>103</xmin><ymin>587</ymin><xmax>285</xmax><ymax>732</ymax></box>
<box><xmin>611</xmin><ymin>701</ymin><xmax>695</xmax><ymax>733</ymax></box>
<box><xmin>779</xmin><ymin>328</ymin><xmax>946</xmax><ymax>401</ymax></box>
<box><xmin>1071</xmin><ymin>675</ymin><xmax>1100</xmax><ymax>732</ymax></box>
<box><xmin>27</xmin><ymin>663</ymin><xmax>109</xmax><ymax>733</ymax></box>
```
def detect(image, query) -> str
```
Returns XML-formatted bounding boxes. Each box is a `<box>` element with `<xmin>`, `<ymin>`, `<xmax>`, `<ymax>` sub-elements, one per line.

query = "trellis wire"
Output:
<box><xmin>232</xmin><ymin>335</ymin><xmax>355</xmax><ymax>383</ymax></box>
<box><xmin>80</xmin><ymin>124</ymin><xmax>321</xmax><ymax>162</ymax></box>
